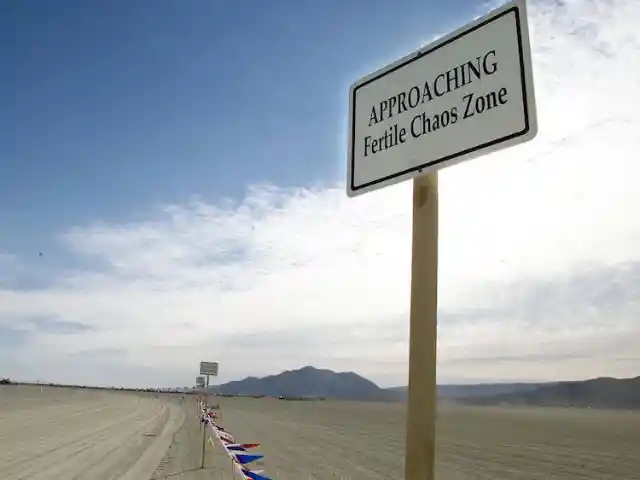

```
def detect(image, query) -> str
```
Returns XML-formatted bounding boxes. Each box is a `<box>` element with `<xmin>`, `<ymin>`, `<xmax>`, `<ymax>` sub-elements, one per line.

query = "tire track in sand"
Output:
<box><xmin>0</xmin><ymin>387</ymin><xmax>183</xmax><ymax>480</ymax></box>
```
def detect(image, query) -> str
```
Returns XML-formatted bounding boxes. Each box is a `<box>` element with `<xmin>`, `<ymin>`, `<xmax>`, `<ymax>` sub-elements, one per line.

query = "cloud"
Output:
<box><xmin>1</xmin><ymin>0</ymin><xmax>639</xmax><ymax>387</ymax></box>
<box><xmin>437</xmin><ymin>262</ymin><xmax>640</xmax><ymax>382</ymax></box>
<box><xmin>28</xmin><ymin>316</ymin><xmax>93</xmax><ymax>334</ymax></box>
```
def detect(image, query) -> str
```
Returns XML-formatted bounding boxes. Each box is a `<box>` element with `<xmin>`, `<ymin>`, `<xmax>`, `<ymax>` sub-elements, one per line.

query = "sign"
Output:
<box><xmin>347</xmin><ymin>0</ymin><xmax>537</xmax><ymax>197</ymax></box>
<box><xmin>196</xmin><ymin>376</ymin><xmax>205</xmax><ymax>387</ymax></box>
<box><xmin>199</xmin><ymin>361</ymin><xmax>218</xmax><ymax>376</ymax></box>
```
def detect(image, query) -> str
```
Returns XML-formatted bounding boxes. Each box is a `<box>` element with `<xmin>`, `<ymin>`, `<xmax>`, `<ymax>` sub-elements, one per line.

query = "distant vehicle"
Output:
<box><xmin>0</xmin><ymin>378</ymin><xmax>12</xmax><ymax>385</ymax></box>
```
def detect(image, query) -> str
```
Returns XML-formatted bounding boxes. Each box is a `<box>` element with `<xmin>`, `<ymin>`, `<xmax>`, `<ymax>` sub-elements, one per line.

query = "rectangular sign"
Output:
<box><xmin>347</xmin><ymin>0</ymin><xmax>537</xmax><ymax>197</ymax></box>
<box><xmin>199</xmin><ymin>361</ymin><xmax>218</xmax><ymax>376</ymax></box>
<box><xmin>196</xmin><ymin>376</ymin><xmax>205</xmax><ymax>387</ymax></box>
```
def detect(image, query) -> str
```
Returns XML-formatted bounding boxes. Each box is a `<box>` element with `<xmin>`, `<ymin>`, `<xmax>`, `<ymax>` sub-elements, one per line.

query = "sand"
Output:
<box><xmin>151</xmin><ymin>394</ymin><xmax>278</xmax><ymax>480</ymax></box>
<box><xmin>0</xmin><ymin>385</ymin><xmax>235</xmax><ymax>480</ymax></box>
<box><xmin>3</xmin><ymin>386</ymin><xmax>639</xmax><ymax>479</ymax></box>
<box><xmin>205</xmin><ymin>397</ymin><xmax>640</xmax><ymax>480</ymax></box>
<box><xmin>0</xmin><ymin>385</ymin><xmax>183</xmax><ymax>480</ymax></box>
<box><xmin>151</xmin><ymin>394</ymin><xmax>229</xmax><ymax>480</ymax></box>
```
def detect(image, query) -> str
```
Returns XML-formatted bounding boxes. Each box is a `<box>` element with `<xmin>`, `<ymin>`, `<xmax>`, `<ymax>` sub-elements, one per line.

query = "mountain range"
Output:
<box><xmin>210</xmin><ymin>366</ymin><xmax>640</xmax><ymax>409</ymax></box>
<box><xmin>455</xmin><ymin>376</ymin><xmax>640</xmax><ymax>409</ymax></box>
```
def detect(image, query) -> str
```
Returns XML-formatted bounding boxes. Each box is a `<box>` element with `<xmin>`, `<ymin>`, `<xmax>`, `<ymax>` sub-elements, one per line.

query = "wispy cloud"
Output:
<box><xmin>28</xmin><ymin>316</ymin><xmax>93</xmax><ymax>334</ymax></box>
<box><xmin>1</xmin><ymin>0</ymin><xmax>639</xmax><ymax>387</ymax></box>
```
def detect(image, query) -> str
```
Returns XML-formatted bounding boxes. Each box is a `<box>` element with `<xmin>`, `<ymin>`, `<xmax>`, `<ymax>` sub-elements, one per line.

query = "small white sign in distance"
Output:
<box><xmin>199</xmin><ymin>361</ymin><xmax>219</xmax><ymax>376</ymax></box>
<box><xmin>196</xmin><ymin>376</ymin><xmax>205</xmax><ymax>387</ymax></box>
<box><xmin>347</xmin><ymin>0</ymin><xmax>537</xmax><ymax>197</ymax></box>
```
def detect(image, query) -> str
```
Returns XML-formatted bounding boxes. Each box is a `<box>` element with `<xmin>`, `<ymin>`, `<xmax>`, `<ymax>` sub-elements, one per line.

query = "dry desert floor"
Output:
<box><xmin>1</xmin><ymin>386</ymin><xmax>640</xmax><ymax>480</ymax></box>
<box><xmin>204</xmin><ymin>396</ymin><xmax>640</xmax><ymax>480</ymax></box>
<box><xmin>0</xmin><ymin>385</ymin><xmax>184</xmax><ymax>480</ymax></box>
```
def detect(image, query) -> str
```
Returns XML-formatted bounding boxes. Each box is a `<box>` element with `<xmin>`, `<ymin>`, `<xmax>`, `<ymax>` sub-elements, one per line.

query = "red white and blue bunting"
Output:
<box><xmin>201</xmin><ymin>402</ymin><xmax>272</xmax><ymax>480</ymax></box>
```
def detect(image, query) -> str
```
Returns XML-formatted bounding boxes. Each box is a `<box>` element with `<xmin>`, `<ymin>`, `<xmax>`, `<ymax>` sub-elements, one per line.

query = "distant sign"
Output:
<box><xmin>196</xmin><ymin>376</ymin><xmax>205</xmax><ymax>387</ymax></box>
<box><xmin>199</xmin><ymin>362</ymin><xmax>218</xmax><ymax>376</ymax></box>
<box><xmin>347</xmin><ymin>0</ymin><xmax>537</xmax><ymax>197</ymax></box>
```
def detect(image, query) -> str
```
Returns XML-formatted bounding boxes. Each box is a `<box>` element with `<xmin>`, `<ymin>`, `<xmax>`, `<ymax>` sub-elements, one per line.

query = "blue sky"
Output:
<box><xmin>1</xmin><ymin>0</ymin><xmax>639</xmax><ymax>388</ymax></box>
<box><xmin>1</xmin><ymin>0</ymin><xmax>475</xmax><ymax>257</ymax></box>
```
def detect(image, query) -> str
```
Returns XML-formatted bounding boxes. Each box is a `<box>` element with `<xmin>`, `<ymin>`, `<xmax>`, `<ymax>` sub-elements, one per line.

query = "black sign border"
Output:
<box><xmin>349</xmin><ymin>6</ymin><xmax>530</xmax><ymax>193</ymax></box>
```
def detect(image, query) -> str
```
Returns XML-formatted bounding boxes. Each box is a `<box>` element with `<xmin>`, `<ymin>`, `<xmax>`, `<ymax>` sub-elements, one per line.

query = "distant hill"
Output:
<box><xmin>457</xmin><ymin>376</ymin><xmax>640</xmax><ymax>409</ymax></box>
<box><xmin>386</xmin><ymin>382</ymin><xmax>554</xmax><ymax>400</ymax></box>
<box><xmin>213</xmin><ymin>366</ymin><xmax>398</xmax><ymax>402</ymax></box>
<box><xmin>211</xmin><ymin>368</ymin><xmax>640</xmax><ymax>409</ymax></box>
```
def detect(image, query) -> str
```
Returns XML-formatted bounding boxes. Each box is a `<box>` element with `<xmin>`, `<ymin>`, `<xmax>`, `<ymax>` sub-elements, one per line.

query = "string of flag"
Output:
<box><xmin>200</xmin><ymin>402</ymin><xmax>273</xmax><ymax>480</ymax></box>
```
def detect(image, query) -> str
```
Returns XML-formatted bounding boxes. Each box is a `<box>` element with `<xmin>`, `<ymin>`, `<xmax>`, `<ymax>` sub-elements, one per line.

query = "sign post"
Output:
<box><xmin>405</xmin><ymin>172</ymin><xmax>439</xmax><ymax>479</ymax></box>
<box><xmin>199</xmin><ymin>362</ymin><xmax>218</xmax><ymax>469</ymax></box>
<box><xmin>346</xmin><ymin>1</ymin><xmax>537</xmax><ymax>478</ymax></box>
<box><xmin>200</xmin><ymin>374</ymin><xmax>209</xmax><ymax>469</ymax></box>
<box><xmin>195</xmin><ymin>375</ymin><xmax>206</xmax><ymax>435</ymax></box>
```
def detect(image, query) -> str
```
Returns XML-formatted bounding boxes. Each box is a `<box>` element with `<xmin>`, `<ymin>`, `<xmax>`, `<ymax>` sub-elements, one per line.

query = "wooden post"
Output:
<box><xmin>404</xmin><ymin>172</ymin><xmax>439</xmax><ymax>480</ymax></box>
<box><xmin>201</xmin><ymin>374</ymin><xmax>209</xmax><ymax>469</ymax></box>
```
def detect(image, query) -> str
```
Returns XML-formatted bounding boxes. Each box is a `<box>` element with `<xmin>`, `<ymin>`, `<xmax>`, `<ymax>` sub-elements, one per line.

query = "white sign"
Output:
<box><xmin>347</xmin><ymin>0</ymin><xmax>537</xmax><ymax>197</ymax></box>
<box><xmin>199</xmin><ymin>361</ymin><xmax>218</xmax><ymax>376</ymax></box>
<box><xmin>196</xmin><ymin>376</ymin><xmax>205</xmax><ymax>387</ymax></box>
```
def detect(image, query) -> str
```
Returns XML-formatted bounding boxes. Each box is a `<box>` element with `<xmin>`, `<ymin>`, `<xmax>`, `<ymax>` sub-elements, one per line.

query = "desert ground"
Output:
<box><xmin>0</xmin><ymin>385</ymin><xmax>183</xmax><ymax>480</ymax></box>
<box><xmin>204</xmin><ymin>397</ymin><xmax>640</xmax><ymax>480</ymax></box>
<box><xmin>1</xmin><ymin>386</ymin><xmax>639</xmax><ymax>479</ymax></box>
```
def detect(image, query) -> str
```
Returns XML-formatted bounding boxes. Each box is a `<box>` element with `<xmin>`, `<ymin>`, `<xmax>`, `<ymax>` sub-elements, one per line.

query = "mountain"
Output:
<box><xmin>386</xmin><ymin>382</ymin><xmax>554</xmax><ymax>400</ymax></box>
<box><xmin>457</xmin><ymin>376</ymin><xmax>640</xmax><ymax>409</ymax></box>
<box><xmin>212</xmin><ymin>368</ymin><xmax>640</xmax><ymax>409</ymax></box>
<box><xmin>212</xmin><ymin>366</ymin><xmax>397</xmax><ymax>402</ymax></box>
